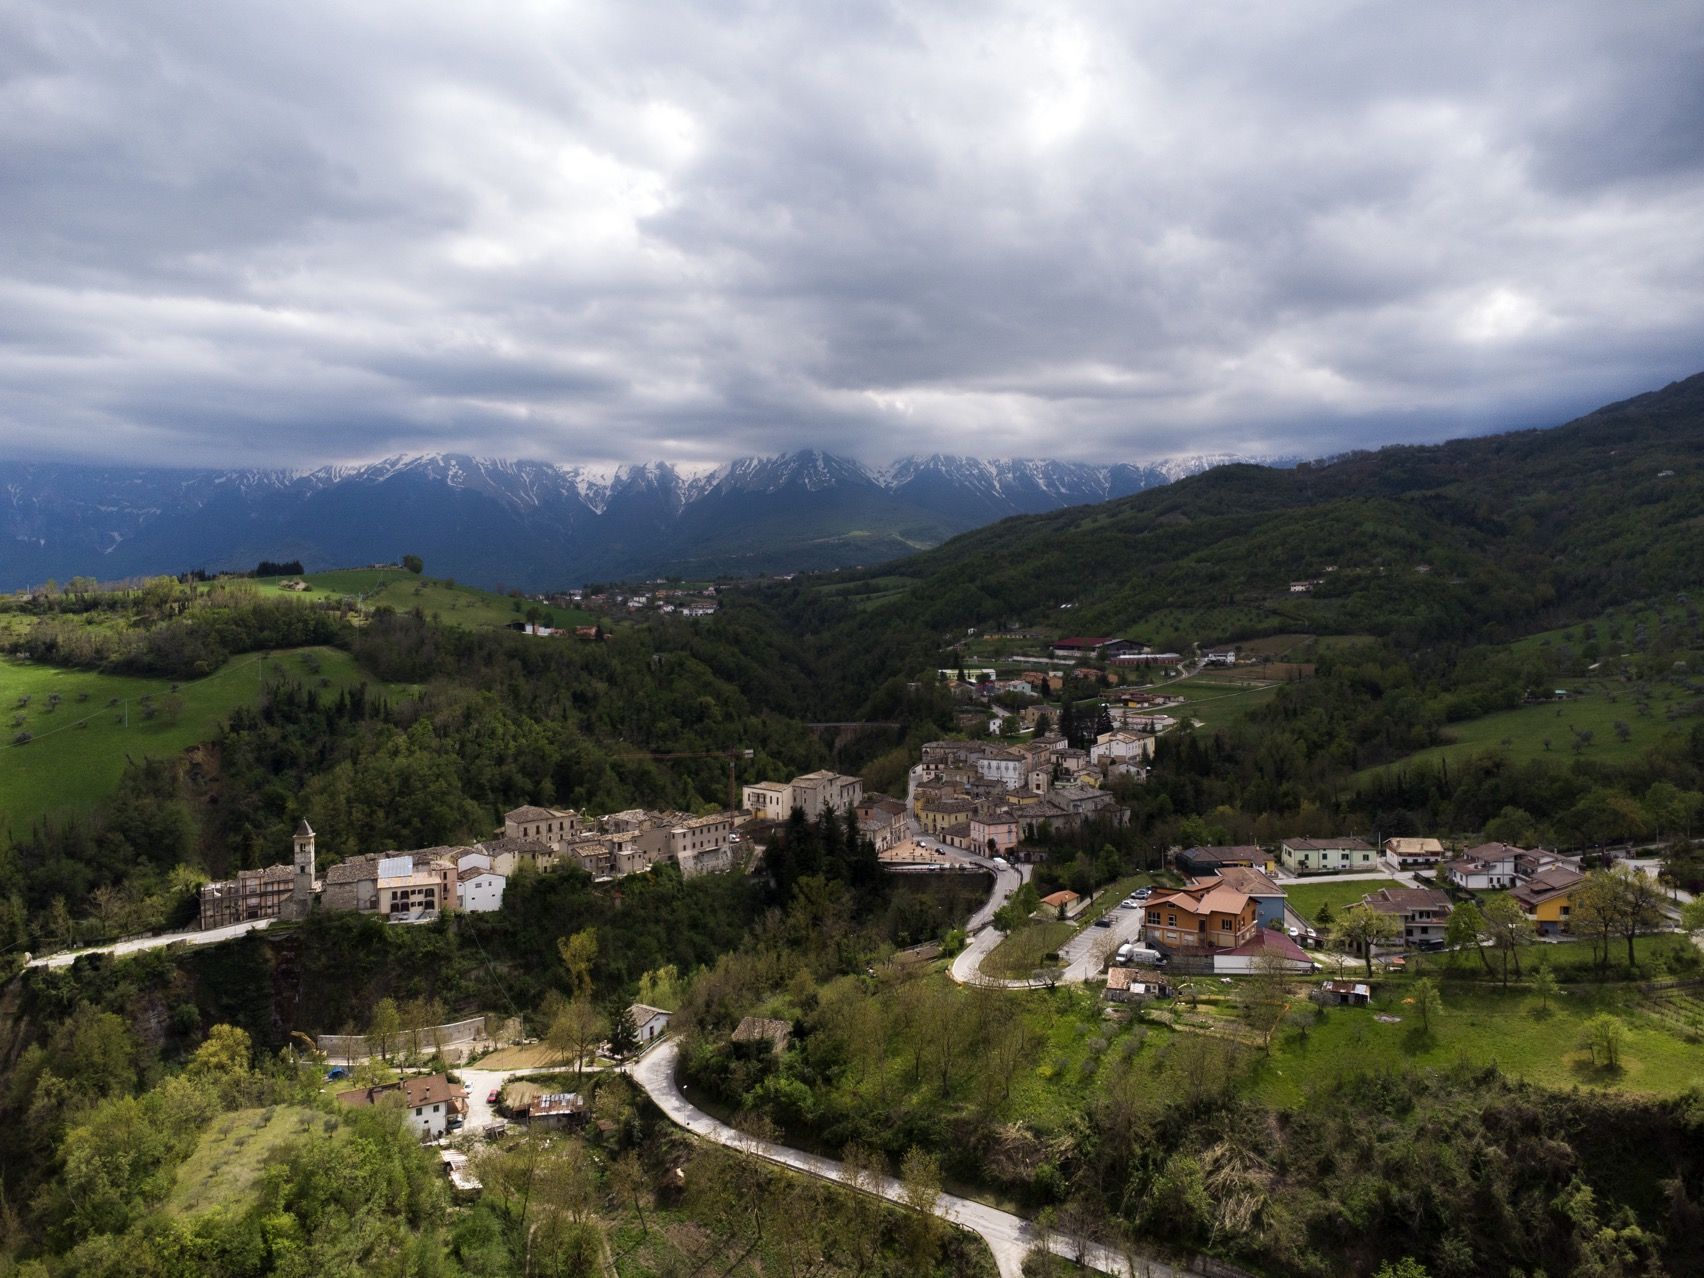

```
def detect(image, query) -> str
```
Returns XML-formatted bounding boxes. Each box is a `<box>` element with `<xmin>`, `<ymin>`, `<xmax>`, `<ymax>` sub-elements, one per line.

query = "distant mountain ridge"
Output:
<box><xmin>767</xmin><ymin>371</ymin><xmax>1704</xmax><ymax>688</ymax></box>
<box><xmin>0</xmin><ymin>448</ymin><xmax>1292</xmax><ymax>590</ymax></box>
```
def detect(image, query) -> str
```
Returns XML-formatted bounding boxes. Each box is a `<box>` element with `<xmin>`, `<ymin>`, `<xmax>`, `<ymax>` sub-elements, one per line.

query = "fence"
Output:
<box><xmin>1636</xmin><ymin>976</ymin><xmax>1704</xmax><ymax>994</ymax></box>
<box><xmin>317</xmin><ymin>1014</ymin><xmax>523</xmax><ymax>1062</ymax></box>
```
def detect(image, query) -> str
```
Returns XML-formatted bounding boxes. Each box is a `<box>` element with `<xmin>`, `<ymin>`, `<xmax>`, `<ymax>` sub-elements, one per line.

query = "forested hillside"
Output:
<box><xmin>1</xmin><ymin>373</ymin><xmax>1703</xmax><ymax>1278</ymax></box>
<box><xmin>737</xmin><ymin>370</ymin><xmax>1704</xmax><ymax>717</ymax></box>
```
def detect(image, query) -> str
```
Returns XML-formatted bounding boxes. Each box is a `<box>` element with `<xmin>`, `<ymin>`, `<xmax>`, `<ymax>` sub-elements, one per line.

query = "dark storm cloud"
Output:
<box><xmin>1</xmin><ymin>0</ymin><xmax>1701</xmax><ymax>469</ymax></box>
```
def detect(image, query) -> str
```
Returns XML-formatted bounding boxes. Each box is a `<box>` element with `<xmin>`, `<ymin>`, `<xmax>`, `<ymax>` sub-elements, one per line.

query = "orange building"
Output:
<box><xmin>1142</xmin><ymin>878</ymin><xmax>1259</xmax><ymax>952</ymax></box>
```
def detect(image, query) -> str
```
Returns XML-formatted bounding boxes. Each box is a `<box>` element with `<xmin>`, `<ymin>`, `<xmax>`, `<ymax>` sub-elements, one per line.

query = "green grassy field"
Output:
<box><xmin>1</xmin><ymin>646</ymin><xmax>384</xmax><ymax>829</ymax></box>
<box><xmin>1232</xmin><ymin>633</ymin><xmax>1318</xmax><ymax>660</ymax></box>
<box><xmin>167</xmin><ymin>1105</ymin><xmax>323</xmax><ymax>1215</ymax></box>
<box><xmin>1163</xmin><ymin>674</ymin><xmax>1283</xmax><ymax>729</ymax></box>
<box><xmin>1258</xmin><ymin>980</ymin><xmax>1704</xmax><ymax>1106</ymax></box>
<box><xmin>1354</xmin><ymin>681</ymin><xmax>1704</xmax><ymax>784</ymax></box>
<box><xmin>984</xmin><ymin>921</ymin><xmax>1074</xmax><ymax>977</ymax></box>
<box><xmin>1312</xmin><ymin>633</ymin><xmax>1378</xmax><ymax>655</ymax></box>
<box><xmin>1284</xmin><ymin>878</ymin><xmax>1403</xmax><ymax>924</ymax></box>
<box><xmin>1507</xmin><ymin>594</ymin><xmax>1703</xmax><ymax>663</ymax></box>
<box><xmin>256</xmin><ymin>569</ymin><xmax>601</xmax><ymax>630</ymax></box>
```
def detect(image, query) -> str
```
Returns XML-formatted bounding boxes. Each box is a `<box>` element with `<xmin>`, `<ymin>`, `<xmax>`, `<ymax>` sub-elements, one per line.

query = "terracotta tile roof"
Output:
<box><xmin>1361</xmin><ymin>887</ymin><xmax>1451</xmax><ymax>915</ymax></box>
<box><xmin>1226</xmin><ymin>928</ymin><xmax>1311</xmax><ymax>962</ymax></box>
<box><xmin>1206</xmin><ymin>866</ymin><xmax>1282</xmax><ymax>896</ymax></box>
<box><xmin>476</xmin><ymin>837</ymin><xmax>554</xmax><ymax>856</ymax></box>
<box><xmin>505</xmin><ymin>805</ymin><xmax>562</xmax><ymax>822</ymax></box>
<box><xmin>1148</xmin><ymin>876</ymin><xmax>1252</xmax><ymax>919</ymax></box>
<box><xmin>1512</xmin><ymin>865</ymin><xmax>1583</xmax><ymax>907</ymax></box>
<box><xmin>323</xmin><ymin>854</ymin><xmax>381</xmax><ymax>885</ymax></box>
<box><xmin>338</xmin><ymin>1073</ymin><xmax>467</xmax><ymax>1111</ymax></box>
<box><xmin>1384</xmin><ymin>837</ymin><xmax>1445</xmax><ymax>856</ymax></box>
<box><xmin>1179</xmin><ymin>844</ymin><xmax>1263</xmax><ymax>863</ymax></box>
<box><xmin>1282</xmin><ymin>836</ymin><xmax>1374</xmax><ymax>852</ymax></box>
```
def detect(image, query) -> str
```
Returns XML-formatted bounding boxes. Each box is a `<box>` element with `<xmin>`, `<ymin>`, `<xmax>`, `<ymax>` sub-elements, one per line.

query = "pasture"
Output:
<box><xmin>1</xmin><ymin>646</ymin><xmax>381</xmax><ymax>828</ymax></box>
<box><xmin>1354</xmin><ymin>682</ymin><xmax>1704</xmax><ymax>784</ymax></box>
<box><xmin>1163</xmin><ymin>674</ymin><xmax>1283</xmax><ymax>729</ymax></box>
<box><xmin>1284</xmin><ymin>878</ymin><xmax>1403</xmax><ymax>924</ymax></box>
<box><xmin>167</xmin><ymin>1105</ymin><xmax>323</xmax><ymax>1216</ymax></box>
<box><xmin>983</xmin><ymin>921</ymin><xmax>1074</xmax><ymax>978</ymax></box>
<box><xmin>257</xmin><ymin>569</ymin><xmax>602</xmax><ymax>630</ymax></box>
<box><xmin>1258</xmin><ymin>978</ymin><xmax>1704</xmax><ymax>1106</ymax></box>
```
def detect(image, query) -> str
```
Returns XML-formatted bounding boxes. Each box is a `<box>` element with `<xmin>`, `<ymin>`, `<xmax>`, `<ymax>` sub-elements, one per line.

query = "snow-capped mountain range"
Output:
<box><xmin>0</xmin><ymin>449</ymin><xmax>1291</xmax><ymax>590</ymax></box>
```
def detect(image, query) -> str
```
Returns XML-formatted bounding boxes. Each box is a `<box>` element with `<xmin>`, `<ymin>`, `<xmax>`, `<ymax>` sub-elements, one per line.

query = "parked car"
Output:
<box><xmin>487</xmin><ymin>1089</ymin><xmax>500</xmax><ymax>1104</ymax></box>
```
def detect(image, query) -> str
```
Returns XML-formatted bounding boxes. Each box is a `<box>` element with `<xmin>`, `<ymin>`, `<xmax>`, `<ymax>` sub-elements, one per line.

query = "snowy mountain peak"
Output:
<box><xmin>0</xmin><ymin>448</ymin><xmax>1287</xmax><ymax>590</ymax></box>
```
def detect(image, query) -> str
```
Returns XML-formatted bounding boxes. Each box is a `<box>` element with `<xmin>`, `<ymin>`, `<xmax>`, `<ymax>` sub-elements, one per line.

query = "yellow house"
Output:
<box><xmin>1511</xmin><ymin>866</ymin><xmax>1583</xmax><ymax>936</ymax></box>
<box><xmin>918</xmin><ymin>797</ymin><xmax>974</xmax><ymax>837</ymax></box>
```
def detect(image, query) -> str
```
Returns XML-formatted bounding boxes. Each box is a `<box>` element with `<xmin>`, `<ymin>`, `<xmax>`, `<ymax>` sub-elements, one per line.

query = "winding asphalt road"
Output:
<box><xmin>627</xmin><ymin>1039</ymin><xmax>1175</xmax><ymax>1278</ymax></box>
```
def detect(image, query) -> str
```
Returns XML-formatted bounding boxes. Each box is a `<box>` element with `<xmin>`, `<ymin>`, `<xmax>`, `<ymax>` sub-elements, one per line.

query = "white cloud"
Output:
<box><xmin>0</xmin><ymin>0</ymin><xmax>1700</xmax><ymax>468</ymax></box>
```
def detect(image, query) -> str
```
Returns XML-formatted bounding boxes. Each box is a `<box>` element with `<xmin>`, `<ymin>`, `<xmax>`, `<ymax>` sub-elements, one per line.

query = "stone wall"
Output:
<box><xmin>317</xmin><ymin>1014</ymin><xmax>523</xmax><ymax>1063</ymax></box>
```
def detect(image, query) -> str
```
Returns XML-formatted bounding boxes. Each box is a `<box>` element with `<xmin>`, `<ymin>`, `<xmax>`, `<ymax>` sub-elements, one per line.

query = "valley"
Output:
<box><xmin>0</xmin><ymin>372</ymin><xmax>1701</xmax><ymax>1278</ymax></box>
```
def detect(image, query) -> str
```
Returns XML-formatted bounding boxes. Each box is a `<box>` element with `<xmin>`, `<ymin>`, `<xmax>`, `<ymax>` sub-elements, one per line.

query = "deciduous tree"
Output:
<box><xmin>1479</xmin><ymin>896</ymin><xmax>1535</xmax><ymax>987</ymax></box>
<box><xmin>1411</xmin><ymin>977</ymin><xmax>1442</xmax><ymax>1034</ymax></box>
<box><xmin>367</xmin><ymin>998</ymin><xmax>401</xmax><ymax>1062</ymax></box>
<box><xmin>557</xmin><ymin>927</ymin><xmax>598</xmax><ymax>1000</ymax></box>
<box><xmin>898</xmin><ymin>1146</ymin><xmax>944</xmax><ymax>1272</ymax></box>
<box><xmin>549</xmin><ymin>1000</ymin><xmax>606</xmax><ymax>1079</ymax></box>
<box><xmin>1331</xmin><ymin>904</ymin><xmax>1399</xmax><ymax>976</ymax></box>
<box><xmin>1609</xmin><ymin>868</ymin><xmax>1666</xmax><ymax>968</ymax></box>
<box><xmin>1582</xmin><ymin>1013</ymin><xmax>1625</xmax><ymax>1069</ymax></box>
<box><xmin>1532</xmin><ymin>960</ymin><xmax>1558</xmax><ymax>1013</ymax></box>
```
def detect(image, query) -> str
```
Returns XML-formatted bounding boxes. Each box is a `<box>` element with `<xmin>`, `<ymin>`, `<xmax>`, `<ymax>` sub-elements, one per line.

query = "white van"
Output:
<box><xmin>992</xmin><ymin>857</ymin><xmax>1011</xmax><ymax>870</ymax></box>
<box><xmin>1123</xmin><ymin>945</ymin><xmax>1164</xmax><ymax>966</ymax></box>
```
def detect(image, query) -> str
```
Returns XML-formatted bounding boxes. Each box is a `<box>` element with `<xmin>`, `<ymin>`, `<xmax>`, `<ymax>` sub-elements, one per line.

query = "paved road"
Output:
<box><xmin>1268</xmin><ymin>867</ymin><xmax>1421</xmax><ymax>887</ymax></box>
<box><xmin>456</xmin><ymin>1064</ymin><xmax>576</xmax><ymax>1130</ymax></box>
<box><xmin>628</xmin><ymin>1040</ymin><xmax>1175</xmax><ymax>1278</ymax></box>
<box><xmin>1057</xmin><ymin>899</ymin><xmax>1147</xmax><ymax>982</ymax></box>
<box><xmin>25</xmin><ymin>917</ymin><xmax>276</xmax><ymax>968</ymax></box>
<box><xmin>952</xmin><ymin>881</ymin><xmax>1148</xmax><ymax>989</ymax></box>
<box><xmin>944</xmin><ymin>848</ymin><xmax>1038</xmax><ymax>988</ymax></box>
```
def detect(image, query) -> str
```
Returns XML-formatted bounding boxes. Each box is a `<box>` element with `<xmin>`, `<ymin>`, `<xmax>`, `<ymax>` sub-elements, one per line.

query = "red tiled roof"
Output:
<box><xmin>1226</xmin><ymin>928</ymin><xmax>1311</xmax><ymax>963</ymax></box>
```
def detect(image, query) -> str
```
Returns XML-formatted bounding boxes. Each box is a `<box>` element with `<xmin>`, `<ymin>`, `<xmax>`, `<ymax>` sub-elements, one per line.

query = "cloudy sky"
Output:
<box><xmin>4</xmin><ymin>1</ymin><xmax>1702</xmax><ymax>469</ymax></box>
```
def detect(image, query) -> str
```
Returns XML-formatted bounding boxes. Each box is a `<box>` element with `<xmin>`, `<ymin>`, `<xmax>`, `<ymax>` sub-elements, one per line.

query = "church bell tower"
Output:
<box><xmin>291</xmin><ymin>820</ymin><xmax>316</xmax><ymax>919</ymax></box>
